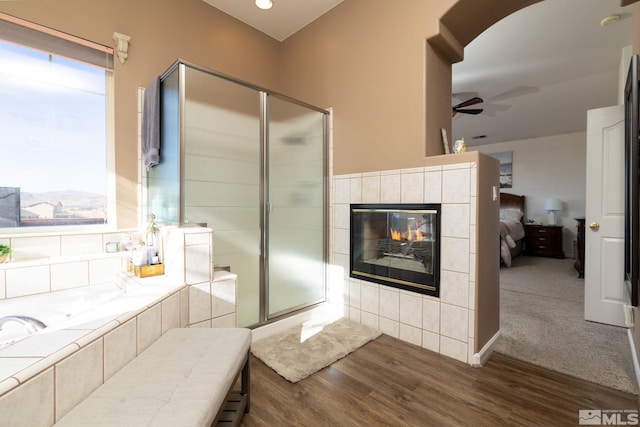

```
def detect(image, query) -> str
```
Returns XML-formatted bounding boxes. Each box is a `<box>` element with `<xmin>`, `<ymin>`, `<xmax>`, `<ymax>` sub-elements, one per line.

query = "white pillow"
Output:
<box><xmin>500</xmin><ymin>209</ymin><xmax>523</xmax><ymax>222</ymax></box>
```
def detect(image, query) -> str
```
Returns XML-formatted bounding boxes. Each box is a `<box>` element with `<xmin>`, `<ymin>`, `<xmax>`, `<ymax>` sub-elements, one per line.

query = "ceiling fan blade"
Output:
<box><xmin>453</xmin><ymin>96</ymin><xmax>483</xmax><ymax>109</ymax></box>
<box><xmin>455</xmin><ymin>108</ymin><xmax>484</xmax><ymax>115</ymax></box>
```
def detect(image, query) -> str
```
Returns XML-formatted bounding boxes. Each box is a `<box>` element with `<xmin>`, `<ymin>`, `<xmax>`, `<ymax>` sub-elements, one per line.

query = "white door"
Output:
<box><xmin>585</xmin><ymin>104</ymin><xmax>627</xmax><ymax>327</ymax></box>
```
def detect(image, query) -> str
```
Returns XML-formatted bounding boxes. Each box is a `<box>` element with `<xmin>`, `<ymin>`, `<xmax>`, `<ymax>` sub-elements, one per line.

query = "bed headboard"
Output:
<box><xmin>499</xmin><ymin>192</ymin><xmax>525</xmax><ymax>222</ymax></box>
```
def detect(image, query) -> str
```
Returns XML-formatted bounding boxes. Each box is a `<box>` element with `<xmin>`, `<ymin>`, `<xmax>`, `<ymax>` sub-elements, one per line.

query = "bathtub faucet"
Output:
<box><xmin>0</xmin><ymin>315</ymin><xmax>47</xmax><ymax>334</ymax></box>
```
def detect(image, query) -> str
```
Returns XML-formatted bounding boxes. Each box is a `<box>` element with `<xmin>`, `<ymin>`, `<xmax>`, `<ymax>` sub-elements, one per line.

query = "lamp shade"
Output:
<box><xmin>543</xmin><ymin>198</ymin><xmax>562</xmax><ymax>212</ymax></box>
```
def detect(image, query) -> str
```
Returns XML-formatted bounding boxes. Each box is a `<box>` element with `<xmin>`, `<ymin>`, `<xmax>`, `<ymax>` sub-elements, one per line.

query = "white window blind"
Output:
<box><xmin>0</xmin><ymin>12</ymin><xmax>113</xmax><ymax>70</ymax></box>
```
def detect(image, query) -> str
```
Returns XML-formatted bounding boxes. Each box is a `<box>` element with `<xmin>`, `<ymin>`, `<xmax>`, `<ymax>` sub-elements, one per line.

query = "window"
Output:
<box><xmin>0</xmin><ymin>13</ymin><xmax>114</xmax><ymax>229</ymax></box>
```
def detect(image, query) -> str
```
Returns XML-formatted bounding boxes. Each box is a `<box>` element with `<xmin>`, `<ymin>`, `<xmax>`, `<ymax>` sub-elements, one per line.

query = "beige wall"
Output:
<box><xmin>475</xmin><ymin>154</ymin><xmax>500</xmax><ymax>349</ymax></box>
<box><xmin>0</xmin><ymin>0</ymin><xmax>542</xmax><ymax>226</ymax></box>
<box><xmin>280</xmin><ymin>0</ymin><xmax>451</xmax><ymax>173</ymax></box>
<box><xmin>0</xmin><ymin>0</ymin><xmax>281</xmax><ymax>228</ymax></box>
<box><xmin>279</xmin><ymin>0</ymin><xmax>540</xmax><ymax>176</ymax></box>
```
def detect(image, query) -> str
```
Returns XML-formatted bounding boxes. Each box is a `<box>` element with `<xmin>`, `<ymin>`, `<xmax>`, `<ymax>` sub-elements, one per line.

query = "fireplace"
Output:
<box><xmin>350</xmin><ymin>204</ymin><xmax>440</xmax><ymax>297</ymax></box>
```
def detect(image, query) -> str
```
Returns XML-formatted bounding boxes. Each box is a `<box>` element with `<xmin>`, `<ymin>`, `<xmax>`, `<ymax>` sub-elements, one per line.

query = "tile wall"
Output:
<box><xmin>332</xmin><ymin>162</ymin><xmax>478</xmax><ymax>364</ymax></box>
<box><xmin>0</xmin><ymin>231</ymin><xmax>133</xmax><ymax>300</ymax></box>
<box><xmin>0</xmin><ymin>227</ymin><xmax>237</xmax><ymax>427</ymax></box>
<box><xmin>0</xmin><ymin>283</ymin><xmax>186</xmax><ymax>426</ymax></box>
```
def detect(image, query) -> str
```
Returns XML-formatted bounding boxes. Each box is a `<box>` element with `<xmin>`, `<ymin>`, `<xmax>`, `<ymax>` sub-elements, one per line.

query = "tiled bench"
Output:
<box><xmin>54</xmin><ymin>328</ymin><xmax>251</xmax><ymax>427</ymax></box>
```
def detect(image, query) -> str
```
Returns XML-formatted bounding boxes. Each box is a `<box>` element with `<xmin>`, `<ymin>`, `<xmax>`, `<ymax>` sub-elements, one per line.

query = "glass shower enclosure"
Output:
<box><xmin>147</xmin><ymin>61</ymin><xmax>328</xmax><ymax>327</ymax></box>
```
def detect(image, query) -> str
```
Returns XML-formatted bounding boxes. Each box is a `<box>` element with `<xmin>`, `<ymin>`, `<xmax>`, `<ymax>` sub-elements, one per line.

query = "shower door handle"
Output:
<box><xmin>267</xmin><ymin>202</ymin><xmax>273</xmax><ymax>213</ymax></box>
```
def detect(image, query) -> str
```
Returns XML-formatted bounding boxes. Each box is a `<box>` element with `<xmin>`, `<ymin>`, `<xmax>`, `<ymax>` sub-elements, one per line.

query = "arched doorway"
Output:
<box><xmin>425</xmin><ymin>0</ymin><xmax>541</xmax><ymax>156</ymax></box>
<box><xmin>433</xmin><ymin>0</ymin><xmax>637</xmax><ymax>394</ymax></box>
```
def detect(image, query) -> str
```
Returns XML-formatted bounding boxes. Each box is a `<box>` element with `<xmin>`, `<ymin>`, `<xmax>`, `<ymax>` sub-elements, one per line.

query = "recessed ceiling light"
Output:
<box><xmin>600</xmin><ymin>14</ymin><xmax>620</xmax><ymax>27</ymax></box>
<box><xmin>255</xmin><ymin>0</ymin><xmax>273</xmax><ymax>10</ymax></box>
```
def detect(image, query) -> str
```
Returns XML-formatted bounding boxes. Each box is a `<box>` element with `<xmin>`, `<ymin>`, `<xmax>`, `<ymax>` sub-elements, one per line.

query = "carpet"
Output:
<box><xmin>495</xmin><ymin>256</ymin><xmax>638</xmax><ymax>394</ymax></box>
<box><xmin>250</xmin><ymin>317</ymin><xmax>382</xmax><ymax>383</ymax></box>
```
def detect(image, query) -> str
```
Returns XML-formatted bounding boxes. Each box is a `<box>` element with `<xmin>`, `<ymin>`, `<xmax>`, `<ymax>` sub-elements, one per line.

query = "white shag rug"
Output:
<box><xmin>251</xmin><ymin>317</ymin><xmax>382</xmax><ymax>383</ymax></box>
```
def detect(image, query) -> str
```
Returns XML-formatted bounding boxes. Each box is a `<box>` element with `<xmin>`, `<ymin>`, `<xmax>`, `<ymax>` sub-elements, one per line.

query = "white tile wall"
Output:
<box><xmin>103</xmin><ymin>319</ymin><xmax>137</xmax><ymax>381</ymax></box>
<box><xmin>0</xmin><ymin>368</ymin><xmax>54</xmax><ymax>427</ymax></box>
<box><xmin>400</xmin><ymin>171</ymin><xmax>424</xmax><ymax>203</ymax></box>
<box><xmin>161</xmin><ymin>291</ymin><xmax>182</xmax><ymax>333</ymax></box>
<box><xmin>440</xmin><ymin>270</ymin><xmax>469</xmax><ymax>308</ymax></box>
<box><xmin>362</xmin><ymin>173</ymin><xmax>381</xmax><ymax>202</ymax></box>
<box><xmin>50</xmin><ymin>261</ymin><xmax>89</xmax><ymax>292</ymax></box>
<box><xmin>399</xmin><ymin>292</ymin><xmax>422</xmax><ymax>328</ymax></box>
<box><xmin>137</xmin><ymin>303</ymin><xmax>162</xmax><ymax>353</ymax></box>
<box><xmin>380</xmin><ymin>173</ymin><xmax>401</xmax><ymax>203</ymax></box>
<box><xmin>379</xmin><ymin>287</ymin><xmax>399</xmax><ymax>321</ymax></box>
<box><xmin>10</xmin><ymin>236</ymin><xmax>61</xmax><ymax>261</ymax></box>
<box><xmin>186</xmin><ymin>244</ymin><xmax>212</xmax><ymax>285</ymax></box>
<box><xmin>5</xmin><ymin>266</ymin><xmax>50</xmax><ymax>298</ymax></box>
<box><xmin>360</xmin><ymin>283</ymin><xmax>379</xmax><ymax>315</ymax></box>
<box><xmin>55</xmin><ymin>340</ymin><xmax>104</xmax><ymax>420</ymax></box>
<box><xmin>89</xmin><ymin>257</ymin><xmax>121</xmax><ymax>286</ymax></box>
<box><xmin>0</xmin><ymin>226</ymin><xmax>238</xmax><ymax>426</ymax></box>
<box><xmin>334</xmin><ymin>162</ymin><xmax>478</xmax><ymax>364</ymax></box>
<box><xmin>211</xmin><ymin>273</ymin><xmax>236</xmax><ymax>318</ymax></box>
<box><xmin>0</xmin><ymin>230</ymin><xmax>146</xmax><ymax>301</ymax></box>
<box><xmin>60</xmin><ymin>234</ymin><xmax>103</xmax><ymax>256</ymax></box>
<box><xmin>189</xmin><ymin>283</ymin><xmax>212</xmax><ymax>325</ymax></box>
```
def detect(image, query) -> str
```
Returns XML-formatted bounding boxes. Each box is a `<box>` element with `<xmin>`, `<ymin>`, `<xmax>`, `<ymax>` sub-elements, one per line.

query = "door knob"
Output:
<box><xmin>589</xmin><ymin>222</ymin><xmax>600</xmax><ymax>231</ymax></box>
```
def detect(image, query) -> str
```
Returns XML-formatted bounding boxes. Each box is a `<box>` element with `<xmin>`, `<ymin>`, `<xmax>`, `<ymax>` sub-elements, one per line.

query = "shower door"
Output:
<box><xmin>182</xmin><ymin>66</ymin><xmax>262</xmax><ymax>327</ymax></box>
<box><xmin>265</xmin><ymin>95</ymin><xmax>326</xmax><ymax>318</ymax></box>
<box><xmin>155</xmin><ymin>61</ymin><xmax>327</xmax><ymax>327</ymax></box>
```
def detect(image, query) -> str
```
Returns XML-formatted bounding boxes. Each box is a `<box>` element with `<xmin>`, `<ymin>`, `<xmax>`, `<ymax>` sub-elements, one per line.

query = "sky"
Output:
<box><xmin>0</xmin><ymin>41</ymin><xmax>107</xmax><ymax>195</ymax></box>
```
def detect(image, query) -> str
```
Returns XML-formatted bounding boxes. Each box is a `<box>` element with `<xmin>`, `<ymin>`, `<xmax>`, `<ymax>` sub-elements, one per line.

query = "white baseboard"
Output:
<box><xmin>626</xmin><ymin>328</ymin><xmax>640</xmax><ymax>393</ymax></box>
<box><xmin>471</xmin><ymin>330</ymin><xmax>502</xmax><ymax>367</ymax></box>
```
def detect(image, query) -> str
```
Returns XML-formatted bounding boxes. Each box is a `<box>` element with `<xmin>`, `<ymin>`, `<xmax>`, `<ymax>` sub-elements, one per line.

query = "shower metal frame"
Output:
<box><xmin>159</xmin><ymin>59</ymin><xmax>330</xmax><ymax>326</ymax></box>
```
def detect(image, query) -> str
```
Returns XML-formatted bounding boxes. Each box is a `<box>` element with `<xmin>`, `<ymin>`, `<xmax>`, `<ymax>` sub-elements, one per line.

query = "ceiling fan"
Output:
<box><xmin>452</xmin><ymin>96</ymin><xmax>484</xmax><ymax>117</ymax></box>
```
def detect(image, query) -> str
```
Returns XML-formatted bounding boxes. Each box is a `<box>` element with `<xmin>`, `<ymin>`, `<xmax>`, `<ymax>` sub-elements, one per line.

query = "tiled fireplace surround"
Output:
<box><xmin>331</xmin><ymin>155</ymin><xmax>498</xmax><ymax>365</ymax></box>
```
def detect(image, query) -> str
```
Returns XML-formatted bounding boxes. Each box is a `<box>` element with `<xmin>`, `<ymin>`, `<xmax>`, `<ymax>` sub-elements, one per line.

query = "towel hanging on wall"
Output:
<box><xmin>142</xmin><ymin>76</ymin><xmax>160</xmax><ymax>170</ymax></box>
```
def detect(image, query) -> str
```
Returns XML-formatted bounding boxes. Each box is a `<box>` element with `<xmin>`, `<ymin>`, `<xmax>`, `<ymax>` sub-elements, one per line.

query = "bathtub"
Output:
<box><xmin>0</xmin><ymin>272</ymin><xmax>186</xmax><ymax>389</ymax></box>
<box><xmin>0</xmin><ymin>283</ymin><xmax>127</xmax><ymax>349</ymax></box>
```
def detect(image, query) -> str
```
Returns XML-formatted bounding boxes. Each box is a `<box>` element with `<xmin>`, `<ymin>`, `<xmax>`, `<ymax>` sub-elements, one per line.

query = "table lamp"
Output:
<box><xmin>544</xmin><ymin>198</ymin><xmax>562</xmax><ymax>225</ymax></box>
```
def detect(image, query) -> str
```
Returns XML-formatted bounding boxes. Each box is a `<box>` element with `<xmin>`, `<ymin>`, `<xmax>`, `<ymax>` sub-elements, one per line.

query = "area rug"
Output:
<box><xmin>251</xmin><ymin>317</ymin><xmax>382</xmax><ymax>383</ymax></box>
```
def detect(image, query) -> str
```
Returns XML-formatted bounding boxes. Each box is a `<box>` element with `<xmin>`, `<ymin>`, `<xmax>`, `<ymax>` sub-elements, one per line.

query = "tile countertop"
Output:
<box><xmin>0</xmin><ymin>274</ymin><xmax>185</xmax><ymax>396</ymax></box>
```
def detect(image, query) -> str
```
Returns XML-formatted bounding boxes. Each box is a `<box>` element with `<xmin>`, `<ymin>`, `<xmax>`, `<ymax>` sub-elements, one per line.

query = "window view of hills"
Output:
<box><xmin>0</xmin><ymin>188</ymin><xmax>106</xmax><ymax>228</ymax></box>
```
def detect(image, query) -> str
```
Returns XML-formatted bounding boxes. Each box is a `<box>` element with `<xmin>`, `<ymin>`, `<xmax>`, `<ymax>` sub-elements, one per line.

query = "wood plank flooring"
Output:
<box><xmin>240</xmin><ymin>334</ymin><xmax>639</xmax><ymax>426</ymax></box>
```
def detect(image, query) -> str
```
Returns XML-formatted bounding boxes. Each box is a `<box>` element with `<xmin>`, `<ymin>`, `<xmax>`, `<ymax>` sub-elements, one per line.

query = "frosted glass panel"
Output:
<box><xmin>267</xmin><ymin>96</ymin><xmax>326</xmax><ymax>317</ymax></box>
<box><xmin>183</xmin><ymin>66</ymin><xmax>261</xmax><ymax>327</ymax></box>
<box><xmin>151</xmin><ymin>61</ymin><xmax>328</xmax><ymax>327</ymax></box>
<box><xmin>148</xmin><ymin>67</ymin><xmax>180</xmax><ymax>223</ymax></box>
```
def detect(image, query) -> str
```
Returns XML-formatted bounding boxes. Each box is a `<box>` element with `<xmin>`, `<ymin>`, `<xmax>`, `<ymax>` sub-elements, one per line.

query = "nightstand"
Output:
<box><xmin>524</xmin><ymin>224</ymin><xmax>564</xmax><ymax>258</ymax></box>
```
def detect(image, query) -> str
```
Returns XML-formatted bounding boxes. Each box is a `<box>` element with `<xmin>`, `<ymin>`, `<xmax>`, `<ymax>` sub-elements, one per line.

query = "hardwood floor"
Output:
<box><xmin>240</xmin><ymin>334</ymin><xmax>639</xmax><ymax>426</ymax></box>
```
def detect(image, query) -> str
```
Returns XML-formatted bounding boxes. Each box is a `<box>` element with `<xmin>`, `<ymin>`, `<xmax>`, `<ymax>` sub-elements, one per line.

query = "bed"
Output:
<box><xmin>499</xmin><ymin>192</ymin><xmax>526</xmax><ymax>267</ymax></box>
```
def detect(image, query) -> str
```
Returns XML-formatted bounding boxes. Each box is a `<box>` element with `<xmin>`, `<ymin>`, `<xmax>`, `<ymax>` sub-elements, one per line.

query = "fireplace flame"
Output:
<box><xmin>390</xmin><ymin>227</ymin><xmax>423</xmax><ymax>241</ymax></box>
<box><xmin>390</xmin><ymin>228</ymin><xmax>402</xmax><ymax>240</ymax></box>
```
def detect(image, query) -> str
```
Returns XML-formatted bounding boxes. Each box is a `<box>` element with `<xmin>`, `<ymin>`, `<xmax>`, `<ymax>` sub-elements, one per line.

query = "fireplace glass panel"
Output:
<box><xmin>350</xmin><ymin>204</ymin><xmax>440</xmax><ymax>297</ymax></box>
